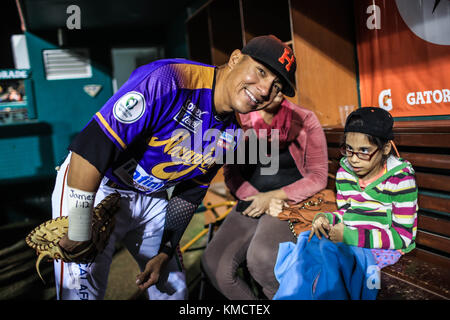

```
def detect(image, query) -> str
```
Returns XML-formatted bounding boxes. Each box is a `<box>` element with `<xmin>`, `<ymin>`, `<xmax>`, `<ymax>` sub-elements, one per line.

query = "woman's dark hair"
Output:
<box><xmin>342</xmin><ymin>115</ymin><xmax>394</xmax><ymax>163</ymax></box>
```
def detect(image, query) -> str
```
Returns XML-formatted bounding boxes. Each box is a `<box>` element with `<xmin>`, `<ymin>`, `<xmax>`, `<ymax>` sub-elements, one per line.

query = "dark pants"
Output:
<box><xmin>201</xmin><ymin>208</ymin><xmax>296</xmax><ymax>300</ymax></box>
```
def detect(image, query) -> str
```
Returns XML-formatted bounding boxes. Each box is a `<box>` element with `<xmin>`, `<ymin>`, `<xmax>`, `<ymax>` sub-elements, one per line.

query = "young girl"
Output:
<box><xmin>274</xmin><ymin>107</ymin><xmax>418</xmax><ymax>300</ymax></box>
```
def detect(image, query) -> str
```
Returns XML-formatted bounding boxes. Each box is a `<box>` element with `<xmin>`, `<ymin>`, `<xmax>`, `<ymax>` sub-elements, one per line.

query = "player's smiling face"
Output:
<box><xmin>225</xmin><ymin>51</ymin><xmax>282</xmax><ymax>114</ymax></box>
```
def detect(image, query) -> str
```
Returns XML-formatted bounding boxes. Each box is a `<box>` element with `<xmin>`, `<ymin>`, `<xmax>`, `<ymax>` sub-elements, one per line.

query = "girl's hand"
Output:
<box><xmin>329</xmin><ymin>223</ymin><xmax>344</xmax><ymax>243</ymax></box>
<box><xmin>308</xmin><ymin>214</ymin><xmax>331</xmax><ymax>241</ymax></box>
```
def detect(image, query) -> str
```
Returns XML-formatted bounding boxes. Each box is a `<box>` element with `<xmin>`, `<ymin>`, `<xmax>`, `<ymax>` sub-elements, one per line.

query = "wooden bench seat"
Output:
<box><xmin>323</xmin><ymin>120</ymin><xmax>450</xmax><ymax>300</ymax></box>
<box><xmin>378</xmin><ymin>249</ymin><xmax>450</xmax><ymax>299</ymax></box>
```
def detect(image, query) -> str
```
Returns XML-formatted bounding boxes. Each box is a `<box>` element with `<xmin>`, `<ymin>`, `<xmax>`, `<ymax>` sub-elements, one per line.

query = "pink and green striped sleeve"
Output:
<box><xmin>343</xmin><ymin>168</ymin><xmax>418</xmax><ymax>252</ymax></box>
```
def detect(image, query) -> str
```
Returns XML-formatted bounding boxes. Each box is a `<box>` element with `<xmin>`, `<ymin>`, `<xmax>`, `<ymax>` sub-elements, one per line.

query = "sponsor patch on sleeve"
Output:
<box><xmin>113</xmin><ymin>91</ymin><xmax>146</xmax><ymax>124</ymax></box>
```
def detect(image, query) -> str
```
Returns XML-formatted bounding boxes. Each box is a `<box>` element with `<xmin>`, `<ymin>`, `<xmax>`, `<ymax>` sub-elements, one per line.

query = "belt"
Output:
<box><xmin>105</xmin><ymin>179</ymin><xmax>168</xmax><ymax>199</ymax></box>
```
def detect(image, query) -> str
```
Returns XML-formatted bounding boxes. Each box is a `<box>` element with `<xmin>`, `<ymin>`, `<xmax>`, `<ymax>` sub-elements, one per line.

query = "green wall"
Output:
<box><xmin>0</xmin><ymin>31</ymin><xmax>113</xmax><ymax>183</ymax></box>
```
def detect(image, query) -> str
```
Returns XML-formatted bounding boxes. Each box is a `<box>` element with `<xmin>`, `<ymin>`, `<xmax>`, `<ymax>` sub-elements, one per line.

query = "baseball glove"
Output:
<box><xmin>25</xmin><ymin>192</ymin><xmax>121</xmax><ymax>282</ymax></box>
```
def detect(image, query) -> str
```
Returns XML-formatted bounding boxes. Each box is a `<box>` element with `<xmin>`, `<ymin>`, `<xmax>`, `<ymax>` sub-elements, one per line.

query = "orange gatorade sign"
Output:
<box><xmin>354</xmin><ymin>0</ymin><xmax>450</xmax><ymax>117</ymax></box>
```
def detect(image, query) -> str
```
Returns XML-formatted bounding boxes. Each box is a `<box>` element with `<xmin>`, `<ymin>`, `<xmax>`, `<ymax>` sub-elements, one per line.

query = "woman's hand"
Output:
<box><xmin>308</xmin><ymin>214</ymin><xmax>331</xmax><ymax>241</ymax></box>
<box><xmin>267</xmin><ymin>198</ymin><xmax>286</xmax><ymax>217</ymax></box>
<box><xmin>242</xmin><ymin>193</ymin><xmax>272</xmax><ymax>218</ymax></box>
<box><xmin>243</xmin><ymin>190</ymin><xmax>287</xmax><ymax>218</ymax></box>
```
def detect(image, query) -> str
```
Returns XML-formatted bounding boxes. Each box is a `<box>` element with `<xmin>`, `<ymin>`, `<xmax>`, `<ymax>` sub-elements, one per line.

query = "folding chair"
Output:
<box><xmin>180</xmin><ymin>200</ymin><xmax>235</xmax><ymax>254</ymax></box>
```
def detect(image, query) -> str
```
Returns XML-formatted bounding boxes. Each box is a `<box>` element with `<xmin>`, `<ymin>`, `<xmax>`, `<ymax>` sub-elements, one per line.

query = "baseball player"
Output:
<box><xmin>51</xmin><ymin>35</ymin><xmax>297</xmax><ymax>300</ymax></box>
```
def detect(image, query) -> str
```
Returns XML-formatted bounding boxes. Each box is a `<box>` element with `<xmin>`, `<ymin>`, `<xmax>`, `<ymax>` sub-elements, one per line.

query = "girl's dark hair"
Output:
<box><xmin>342</xmin><ymin>116</ymin><xmax>394</xmax><ymax>163</ymax></box>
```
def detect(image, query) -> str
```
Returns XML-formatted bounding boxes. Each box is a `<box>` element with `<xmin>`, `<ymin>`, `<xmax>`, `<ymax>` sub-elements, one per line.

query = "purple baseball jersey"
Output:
<box><xmin>92</xmin><ymin>59</ymin><xmax>240</xmax><ymax>194</ymax></box>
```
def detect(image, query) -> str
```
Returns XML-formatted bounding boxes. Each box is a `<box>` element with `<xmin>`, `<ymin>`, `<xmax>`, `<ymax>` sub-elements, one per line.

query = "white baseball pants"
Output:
<box><xmin>51</xmin><ymin>153</ymin><xmax>187</xmax><ymax>300</ymax></box>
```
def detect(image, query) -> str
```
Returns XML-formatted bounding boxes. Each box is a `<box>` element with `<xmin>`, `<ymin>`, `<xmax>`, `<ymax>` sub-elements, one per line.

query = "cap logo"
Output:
<box><xmin>278</xmin><ymin>48</ymin><xmax>295</xmax><ymax>72</ymax></box>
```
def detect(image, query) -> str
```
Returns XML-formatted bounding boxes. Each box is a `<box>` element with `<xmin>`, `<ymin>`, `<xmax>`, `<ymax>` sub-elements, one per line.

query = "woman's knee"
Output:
<box><xmin>246</xmin><ymin>244</ymin><xmax>274</xmax><ymax>282</ymax></box>
<box><xmin>202</xmin><ymin>247</ymin><xmax>241</xmax><ymax>291</ymax></box>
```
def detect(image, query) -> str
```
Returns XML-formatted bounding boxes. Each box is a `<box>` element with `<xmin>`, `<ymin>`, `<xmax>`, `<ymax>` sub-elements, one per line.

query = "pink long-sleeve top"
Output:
<box><xmin>224</xmin><ymin>99</ymin><xmax>329</xmax><ymax>204</ymax></box>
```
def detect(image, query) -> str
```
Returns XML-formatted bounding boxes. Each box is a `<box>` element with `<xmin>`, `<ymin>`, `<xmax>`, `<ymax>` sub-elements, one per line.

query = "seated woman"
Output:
<box><xmin>201</xmin><ymin>93</ymin><xmax>328</xmax><ymax>299</ymax></box>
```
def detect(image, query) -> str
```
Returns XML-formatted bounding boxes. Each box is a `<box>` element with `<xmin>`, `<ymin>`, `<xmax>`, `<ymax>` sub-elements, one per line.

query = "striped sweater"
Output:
<box><xmin>320</xmin><ymin>155</ymin><xmax>418</xmax><ymax>253</ymax></box>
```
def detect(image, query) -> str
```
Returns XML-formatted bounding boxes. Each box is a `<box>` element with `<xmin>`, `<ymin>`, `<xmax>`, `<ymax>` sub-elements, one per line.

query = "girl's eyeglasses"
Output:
<box><xmin>340</xmin><ymin>146</ymin><xmax>379</xmax><ymax>161</ymax></box>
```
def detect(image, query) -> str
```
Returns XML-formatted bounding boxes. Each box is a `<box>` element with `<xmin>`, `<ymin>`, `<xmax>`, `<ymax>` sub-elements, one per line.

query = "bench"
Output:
<box><xmin>324</xmin><ymin>120</ymin><xmax>450</xmax><ymax>300</ymax></box>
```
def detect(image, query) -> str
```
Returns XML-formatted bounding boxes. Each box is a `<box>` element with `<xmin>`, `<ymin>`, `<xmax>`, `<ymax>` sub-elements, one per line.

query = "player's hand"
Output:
<box><xmin>308</xmin><ymin>214</ymin><xmax>331</xmax><ymax>241</ymax></box>
<box><xmin>135</xmin><ymin>252</ymin><xmax>169</xmax><ymax>291</ymax></box>
<box><xmin>329</xmin><ymin>223</ymin><xmax>344</xmax><ymax>243</ymax></box>
<box><xmin>58</xmin><ymin>235</ymin><xmax>91</xmax><ymax>254</ymax></box>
